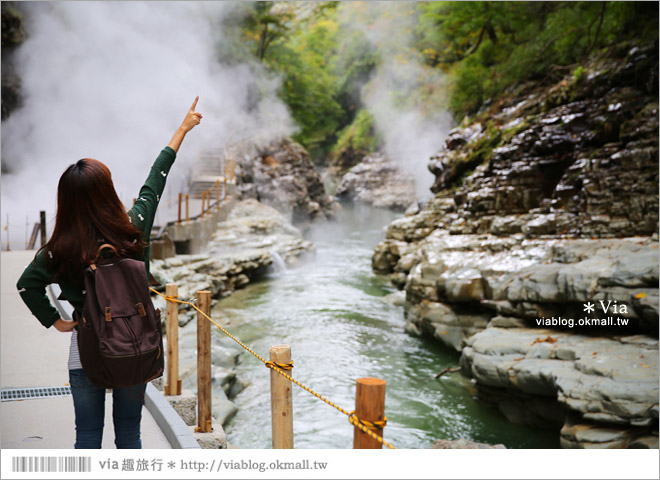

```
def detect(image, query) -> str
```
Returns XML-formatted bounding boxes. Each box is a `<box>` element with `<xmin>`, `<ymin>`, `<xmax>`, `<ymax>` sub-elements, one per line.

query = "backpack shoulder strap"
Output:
<box><xmin>88</xmin><ymin>244</ymin><xmax>120</xmax><ymax>270</ymax></box>
<box><xmin>96</xmin><ymin>244</ymin><xmax>119</xmax><ymax>259</ymax></box>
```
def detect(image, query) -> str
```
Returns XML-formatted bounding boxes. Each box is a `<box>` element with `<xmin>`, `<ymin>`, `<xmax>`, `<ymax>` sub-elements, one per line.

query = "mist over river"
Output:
<box><xmin>213</xmin><ymin>204</ymin><xmax>557</xmax><ymax>449</ymax></box>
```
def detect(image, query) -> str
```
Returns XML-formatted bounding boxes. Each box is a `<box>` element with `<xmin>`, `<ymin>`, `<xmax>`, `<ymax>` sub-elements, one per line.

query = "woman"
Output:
<box><xmin>16</xmin><ymin>97</ymin><xmax>202</xmax><ymax>449</ymax></box>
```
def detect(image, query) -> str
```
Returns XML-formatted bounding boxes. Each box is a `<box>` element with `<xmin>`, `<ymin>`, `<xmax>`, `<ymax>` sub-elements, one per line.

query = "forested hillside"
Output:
<box><xmin>237</xmin><ymin>1</ymin><xmax>657</xmax><ymax>166</ymax></box>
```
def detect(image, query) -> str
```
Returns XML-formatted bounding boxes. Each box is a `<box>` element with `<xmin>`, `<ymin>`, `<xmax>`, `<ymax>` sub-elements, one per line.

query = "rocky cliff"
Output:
<box><xmin>236</xmin><ymin>138</ymin><xmax>339</xmax><ymax>229</ymax></box>
<box><xmin>373</xmin><ymin>41</ymin><xmax>659</xmax><ymax>448</ymax></box>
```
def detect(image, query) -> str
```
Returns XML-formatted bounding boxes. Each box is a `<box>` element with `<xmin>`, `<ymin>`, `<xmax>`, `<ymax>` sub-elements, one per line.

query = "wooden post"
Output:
<box><xmin>270</xmin><ymin>345</ymin><xmax>293</xmax><ymax>449</ymax></box>
<box><xmin>231</xmin><ymin>148</ymin><xmax>236</xmax><ymax>181</ymax></box>
<box><xmin>353</xmin><ymin>378</ymin><xmax>386</xmax><ymax>449</ymax></box>
<box><xmin>185</xmin><ymin>194</ymin><xmax>190</xmax><ymax>221</ymax></box>
<box><xmin>164</xmin><ymin>284</ymin><xmax>181</xmax><ymax>396</ymax></box>
<box><xmin>200</xmin><ymin>191</ymin><xmax>205</xmax><ymax>218</ymax></box>
<box><xmin>177</xmin><ymin>193</ymin><xmax>182</xmax><ymax>224</ymax></box>
<box><xmin>39</xmin><ymin>211</ymin><xmax>47</xmax><ymax>247</ymax></box>
<box><xmin>216</xmin><ymin>181</ymin><xmax>220</xmax><ymax>205</ymax></box>
<box><xmin>195</xmin><ymin>290</ymin><xmax>212</xmax><ymax>433</ymax></box>
<box><xmin>28</xmin><ymin>223</ymin><xmax>40</xmax><ymax>250</ymax></box>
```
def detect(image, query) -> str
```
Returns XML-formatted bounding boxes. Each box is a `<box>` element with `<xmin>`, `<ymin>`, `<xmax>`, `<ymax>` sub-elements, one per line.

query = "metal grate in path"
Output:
<box><xmin>1</xmin><ymin>386</ymin><xmax>72</xmax><ymax>402</ymax></box>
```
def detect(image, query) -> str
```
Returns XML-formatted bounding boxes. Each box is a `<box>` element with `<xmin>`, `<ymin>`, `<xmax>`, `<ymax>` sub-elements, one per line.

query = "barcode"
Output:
<box><xmin>12</xmin><ymin>456</ymin><xmax>91</xmax><ymax>473</ymax></box>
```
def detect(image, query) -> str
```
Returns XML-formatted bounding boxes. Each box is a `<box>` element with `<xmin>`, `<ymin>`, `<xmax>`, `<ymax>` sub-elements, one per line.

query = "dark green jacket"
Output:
<box><xmin>16</xmin><ymin>146</ymin><xmax>176</xmax><ymax>328</ymax></box>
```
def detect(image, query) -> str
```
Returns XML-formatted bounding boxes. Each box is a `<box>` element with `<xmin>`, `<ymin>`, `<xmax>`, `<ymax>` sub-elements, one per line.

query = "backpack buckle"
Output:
<box><xmin>105</xmin><ymin>307</ymin><xmax>112</xmax><ymax>322</ymax></box>
<box><xmin>136</xmin><ymin>303</ymin><xmax>147</xmax><ymax>317</ymax></box>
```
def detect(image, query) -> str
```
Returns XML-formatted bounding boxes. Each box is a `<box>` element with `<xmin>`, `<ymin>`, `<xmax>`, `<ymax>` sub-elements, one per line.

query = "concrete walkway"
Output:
<box><xmin>1</xmin><ymin>250</ymin><xmax>172</xmax><ymax>449</ymax></box>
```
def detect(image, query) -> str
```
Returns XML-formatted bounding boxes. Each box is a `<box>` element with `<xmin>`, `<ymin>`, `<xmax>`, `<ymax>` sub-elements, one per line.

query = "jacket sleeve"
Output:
<box><xmin>16</xmin><ymin>249</ymin><xmax>60</xmax><ymax>328</ymax></box>
<box><xmin>128</xmin><ymin>146</ymin><xmax>177</xmax><ymax>235</ymax></box>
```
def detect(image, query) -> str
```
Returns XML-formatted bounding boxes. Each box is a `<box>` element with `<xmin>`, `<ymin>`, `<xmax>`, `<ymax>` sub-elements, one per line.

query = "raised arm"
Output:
<box><xmin>129</xmin><ymin>97</ymin><xmax>203</xmax><ymax>253</ymax></box>
<box><xmin>168</xmin><ymin>96</ymin><xmax>203</xmax><ymax>153</ymax></box>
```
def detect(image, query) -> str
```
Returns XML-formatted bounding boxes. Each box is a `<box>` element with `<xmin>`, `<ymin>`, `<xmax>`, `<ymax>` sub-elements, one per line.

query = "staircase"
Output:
<box><xmin>188</xmin><ymin>151</ymin><xmax>227</xmax><ymax>199</ymax></box>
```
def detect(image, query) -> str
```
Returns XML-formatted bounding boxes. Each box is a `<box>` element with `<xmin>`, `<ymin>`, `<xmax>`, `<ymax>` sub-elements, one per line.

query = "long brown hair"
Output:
<box><xmin>44</xmin><ymin>158</ymin><xmax>143</xmax><ymax>283</ymax></box>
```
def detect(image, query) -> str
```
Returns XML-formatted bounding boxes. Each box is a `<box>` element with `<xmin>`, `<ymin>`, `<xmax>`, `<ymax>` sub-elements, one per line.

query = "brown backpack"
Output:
<box><xmin>76</xmin><ymin>244</ymin><xmax>164</xmax><ymax>389</ymax></box>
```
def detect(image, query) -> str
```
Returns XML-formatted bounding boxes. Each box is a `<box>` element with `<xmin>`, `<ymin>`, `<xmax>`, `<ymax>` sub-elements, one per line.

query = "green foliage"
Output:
<box><xmin>270</xmin><ymin>17</ymin><xmax>344</xmax><ymax>154</ymax></box>
<box><xmin>241</xmin><ymin>2</ymin><xmax>345</xmax><ymax>157</ymax></box>
<box><xmin>235</xmin><ymin>1</ymin><xmax>658</xmax><ymax>160</ymax></box>
<box><xmin>416</xmin><ymin>1</ymin><xmax>659</xmax><ymax>118</ymax></box>
<box><xmin>242</xmin><ymin>1</ymin><xmax>294</xmax><ymax>60</ymax></box>
<box><xmin>330</xmin><ymin>12</ymin><xmax>379</xmax><ymax>131</ymax></box>
<box><xmin>332</xmin><ymin>108</ymin><xmax>381</xmax><ymax>159</ymax></box>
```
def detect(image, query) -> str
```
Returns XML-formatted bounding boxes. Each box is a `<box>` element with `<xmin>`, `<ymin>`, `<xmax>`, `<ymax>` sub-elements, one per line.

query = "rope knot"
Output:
<box><xmin>348</xmin><ymin>410</ymin><xmax>387</xmax><ymax>430</ymax></box>
<box><xmin>265</xmin><ymin>360</ymin><xmax>294</xmax><ymax>371</ymax></box>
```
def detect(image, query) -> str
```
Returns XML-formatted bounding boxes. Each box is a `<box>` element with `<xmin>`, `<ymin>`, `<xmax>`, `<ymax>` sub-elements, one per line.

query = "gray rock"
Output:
<box><xmin>628</xmin><ymin>436</ymin><xmax>659</xmax><ymax>449</ymax></box>
<box><xmin>235</xmin><ymin>138</ymin><xmax>338</xmax><ymax>228</ymax></box>
<box><xmin>336</xmin><ymin>153</ymin><xmax>417</xmax><ymax>210</ymax></box>
<box><xmin>560</xmin><ymin>422</ymin><xmax>637</xmax><ymax>449</ymax></box>
<box><xmin>488</xmin><ymin>316</ymin><xmax>528</xmax><ymax>328</ymax></box>
<box><xmin>431</xmin><ymin>438</ymin><xmax>506</xmax><ymax>449</ymax></box>
<box><xmin>406</xmin><ymin>301</ymin><xmax>490</xmax><ymax>351</ymax></box>
<box><xmin>211</xmin><ymin>387</ymin><xmax>239</xmax><ymax>426</ymax></box>
<box><xmin>462</xmin><ymin>327</ymin><xmax>659</xmax><ymax>429</ymax></box>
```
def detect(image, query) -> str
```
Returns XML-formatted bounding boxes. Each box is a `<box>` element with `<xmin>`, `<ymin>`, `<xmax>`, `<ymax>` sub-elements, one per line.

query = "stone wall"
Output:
<box><xmin>373</xmin><ymin>41</ymin><xmax>659</xmax><ymax>448</ymax></box>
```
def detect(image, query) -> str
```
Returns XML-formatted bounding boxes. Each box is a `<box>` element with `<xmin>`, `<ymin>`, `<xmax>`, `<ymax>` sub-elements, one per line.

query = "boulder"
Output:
<box><xmin>461</xmin><ymin>327</ymin><xmax>659</xmax><ymax>447</ymax></box>
<box><xmin>235</xmin><ymin>138</ymin><xmax>338</xmax><ymax>228</ymax></box>
<box><xmin>335</xmin><ymin>153</ymin><xmax>417</xmax><ymax>210</ymax></box>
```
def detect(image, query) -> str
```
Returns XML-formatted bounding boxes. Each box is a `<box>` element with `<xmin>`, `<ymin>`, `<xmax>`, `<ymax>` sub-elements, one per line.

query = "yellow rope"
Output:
<box><xmin>151</xmin><ymin>288</ymin><xmax>396</xmax><ymax>449</ymax></box>
<box><xmin>348</xmin><ymin>411</ymin><xmax>388</xmax><ymax>430</ymax></box>
<box><xmin>265</xmin><ymin>361</ymin><xmax>294</xmax><ymax>370</ymax></box>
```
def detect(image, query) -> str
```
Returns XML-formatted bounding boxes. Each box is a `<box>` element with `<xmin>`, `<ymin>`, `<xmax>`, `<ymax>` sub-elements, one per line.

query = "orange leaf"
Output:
<box><xmin>635</xmin><ymin>292</ymin><xmax>647</xmax><ymax>299</ymax></box>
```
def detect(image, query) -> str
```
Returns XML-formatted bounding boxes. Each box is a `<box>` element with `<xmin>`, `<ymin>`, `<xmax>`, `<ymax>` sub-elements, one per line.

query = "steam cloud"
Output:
<box><xmin>1</xmin><ymin>1</ymin><xmax>295</xmax><ymax>248</ymax></box>
<box><xmin>339</xmin><ymin>2</ymin><xmax>454</xmax><ymax>200</ymax></box>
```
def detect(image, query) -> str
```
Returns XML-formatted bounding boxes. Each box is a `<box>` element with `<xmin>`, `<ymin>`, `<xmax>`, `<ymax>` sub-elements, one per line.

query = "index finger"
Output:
<box><xmin>190</xmin><ymin>96</ymin><xmax>199</xmax><ymax>112</ymax></box>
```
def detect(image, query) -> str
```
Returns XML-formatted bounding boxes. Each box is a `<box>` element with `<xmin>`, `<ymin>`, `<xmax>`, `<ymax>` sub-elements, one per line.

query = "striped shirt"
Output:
<box><xmin>68</xmin><ymin>330</ymin><xmax>83</xmax><ymax>370</ymax></box>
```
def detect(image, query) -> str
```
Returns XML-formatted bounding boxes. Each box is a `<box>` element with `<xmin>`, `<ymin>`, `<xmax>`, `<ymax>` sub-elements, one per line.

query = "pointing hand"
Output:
<box><xmin>181</xmin><ymin>96</ymin><xmax>203</xmax><ymax>133</ymax></box>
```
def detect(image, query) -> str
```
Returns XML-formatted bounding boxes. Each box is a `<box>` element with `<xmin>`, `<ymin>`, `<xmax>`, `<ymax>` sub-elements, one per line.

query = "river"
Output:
<box><xmin>212</xmin><ymin>204</ymin><xmax>557</xmax><ymax>449</ymax></box>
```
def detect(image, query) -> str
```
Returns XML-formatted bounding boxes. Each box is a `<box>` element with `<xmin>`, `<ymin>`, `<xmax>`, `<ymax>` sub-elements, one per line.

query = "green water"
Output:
<box><xmin>218</xmin><ymin>204</ymin><xmax>559</xmax><ymax>449</ymax></box>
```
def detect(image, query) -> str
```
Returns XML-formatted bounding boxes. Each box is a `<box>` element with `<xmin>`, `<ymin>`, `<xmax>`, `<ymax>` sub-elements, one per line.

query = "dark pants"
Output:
<box><xmin>68</xmin><ymin>368</ymin><xmax>146</xmax><ymax>449</ymax></box>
